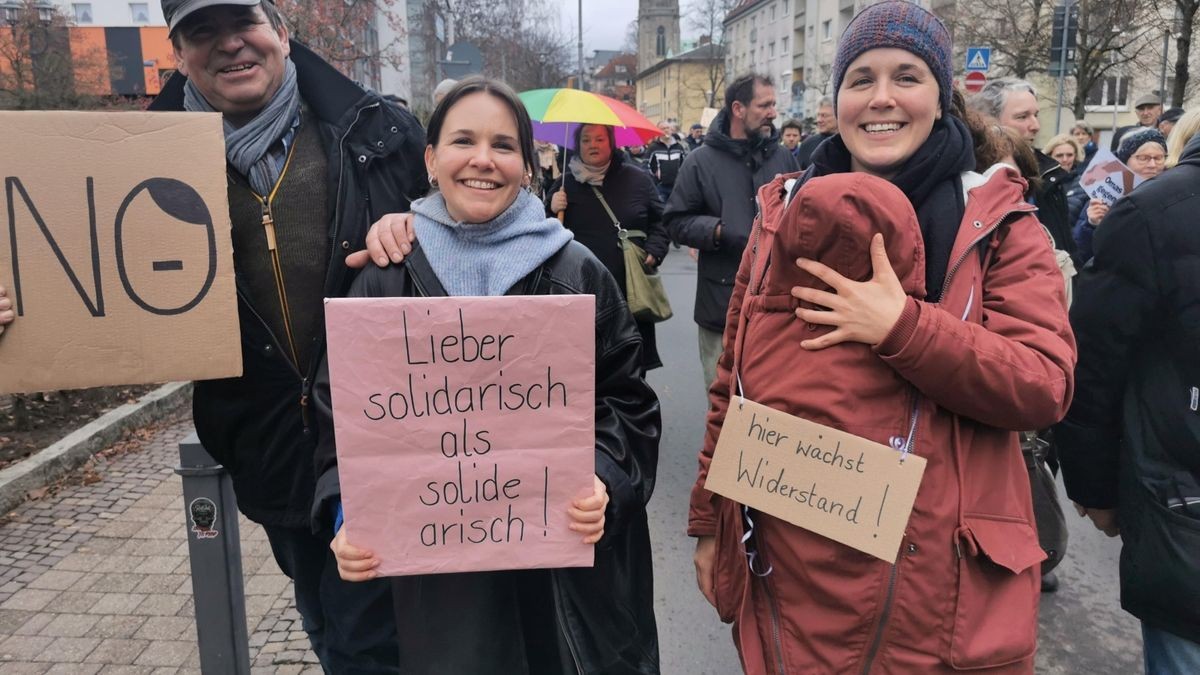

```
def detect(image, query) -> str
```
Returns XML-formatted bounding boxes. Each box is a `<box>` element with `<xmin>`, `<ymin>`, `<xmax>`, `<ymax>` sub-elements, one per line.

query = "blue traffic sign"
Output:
<box><xmin>966</xmin><ymin>47</ymin><xmax>991</xmax><ymax>72</ymax></box>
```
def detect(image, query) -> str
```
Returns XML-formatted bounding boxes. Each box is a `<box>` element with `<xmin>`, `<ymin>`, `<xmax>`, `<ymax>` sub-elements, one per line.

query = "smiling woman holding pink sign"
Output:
<box><xmin>310</xmin><ymin>77</ymin><xmax>661</xmax><ymax>674</ymax></box>
<box><xmin>688</xmin><ymin>2</ymin><xmax>1076</xmax><ymax>673</ymax></box>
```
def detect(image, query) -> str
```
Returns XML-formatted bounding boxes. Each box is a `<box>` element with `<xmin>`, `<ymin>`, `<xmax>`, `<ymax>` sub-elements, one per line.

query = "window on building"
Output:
<box><xmin>782</xmin><ymin>36</ymin><xmax>788</xmax><ymax>53</ymax></box>
<box><xmin>783</xmin><ymin>0</ymin><xmax>788</xmax><ymax>14</ymax></box>
<box><xmin>839</xmin><ymin>8</ymin><xmax>853</xmax><ymax>32</ymax></box>
<box><xmin>771</xmin><ymin>4</ymin><xmax>776</xmax><ymax>21</ymax></box>
<box><xmin>130</xmin><ymin>2</ymin><xmax>149</xmax><ymax>22</ymax></box>
<box><xmin>657</xmin><ymin>26</ymin><xmax>666</xmax><ymax>56</ymax></box>
<box><xmin>769</xmin><ymin>41</ymin><xmax>775</xmax><ymax>57</ymax></box>
<box><xmin>822</xmin><ymin>20</ymin><xmax>832</xmax><ymax>40</ymax></box>
<box><xmin>1085</xmin><ymin>76</ymin><xmax>1132</xmax><ymax>108</ymax></box>
<box><xmin>73</xmin><ymin>3</ymin><xmax>92</xmax><ymax>23</ymax></box>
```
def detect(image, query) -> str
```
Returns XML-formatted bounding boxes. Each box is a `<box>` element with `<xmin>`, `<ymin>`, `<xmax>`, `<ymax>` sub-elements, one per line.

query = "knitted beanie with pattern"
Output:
<box><xmin>831</xmin><ymin>0</ymin><xmax>953</xmax><ymax>115</ymax></box>
<box><xmin>1115</xmin><ymin>127</ymin><xmax>1167</xmax><ymax>164</ymax></box>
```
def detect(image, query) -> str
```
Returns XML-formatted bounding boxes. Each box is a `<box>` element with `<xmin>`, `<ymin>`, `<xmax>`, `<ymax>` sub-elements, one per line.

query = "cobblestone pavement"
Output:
<box><xmin>0</xmin><ymin>416</ymin><xmax>321</xmax><ymax>674</ymax></box>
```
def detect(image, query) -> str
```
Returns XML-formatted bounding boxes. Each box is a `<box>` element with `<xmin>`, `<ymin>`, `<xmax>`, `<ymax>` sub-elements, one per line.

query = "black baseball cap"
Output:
<box><xmin>162</xmin><ymin>0</ymin><xmax>262</xmax><ymax>33</ymax></box>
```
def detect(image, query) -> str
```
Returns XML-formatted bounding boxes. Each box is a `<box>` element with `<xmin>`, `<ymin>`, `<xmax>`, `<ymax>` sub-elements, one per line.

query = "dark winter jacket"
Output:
<box><xmin>149</xmin><ymin>43</ymin><xmax>428</xmax><ymax>526</ymax></box>
<box><xmin>663</xmin><ymin>109</ymin><xmax>799</xmax><ymax>331</ymax></box>
<box><xmin>1072</xmin><ymin>204</ymin><xmax>1098</xmax><ymax>267</ymax></box>
<box><xmin>1034</xmin><ymin>150</ymin><xmax>1074</xmax><ymax>256</ymax></box>
<box><xmin>793</xmin><ymin>131</ymin><xmax>833</xmax><ymax>169</ymax></box>
<box><xmin>1055</xmin><ymin>133</ymin><xmax>1200</xmax><ymax>644</ymax></box>
<box><xmin>1064</xmin><ymin>165</ymin><xmax>1088</xmax><ymax>235</ymax></box>
<box><xmin>645</xmin><ymin>138</ymin><xmax>687</xmax><ymax>188</ymax></box>
<box><xmin>546</xmin><ymin>155</ymin><xmax>670</xmax><ymax>371</ymax></box>
<box><xmin>311</xmin><ymin>241</ymin><xmax>662</xmax><ymax>674</ymax></box>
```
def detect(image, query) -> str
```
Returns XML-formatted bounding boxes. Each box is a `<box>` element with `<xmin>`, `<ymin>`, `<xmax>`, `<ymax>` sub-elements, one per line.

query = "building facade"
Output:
<box><xmin>0</xmin><ymin>0</ymin><xmax>175</xmax><ymax>96</ymax></box>
<box><xmin>724</xmin><ymin>0</ymin><xmax>796</xmax><ymax>122</ymax></box>
<box><xmin>637</xmin><ymin>0</ymin><xmax>680</xmax><ymax>75</ymax></box>
<box><xmin>636</xmin><ymin>42</ymin><xmax>724</xmax><ymax>127</ymax></box>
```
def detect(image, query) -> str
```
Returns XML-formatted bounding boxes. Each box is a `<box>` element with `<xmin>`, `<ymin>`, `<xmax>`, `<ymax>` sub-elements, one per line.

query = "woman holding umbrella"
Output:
<box><xmin>547</xmin><ymin>123</ymin><xmax>671</xmax><ymax>373</ymax></box>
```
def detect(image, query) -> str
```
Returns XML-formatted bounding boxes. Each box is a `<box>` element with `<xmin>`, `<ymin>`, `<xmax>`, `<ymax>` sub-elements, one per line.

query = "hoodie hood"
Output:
<box><xmin>762</xmin><ymin>173</ymin><xmax>926</xmax><ymax>299</ymax></box>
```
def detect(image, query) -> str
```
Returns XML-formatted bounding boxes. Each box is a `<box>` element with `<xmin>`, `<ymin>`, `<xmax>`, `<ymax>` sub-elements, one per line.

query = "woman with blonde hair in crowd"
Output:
<box><xmin>1043</xmin><ymin>133</ymin><xmax>1088</xmax><ymax>229</ymax></box>
<box><xmin>1166</xmin><ymin>109</ymin><xmax>1200</xmax><ymax>168</ymax></box>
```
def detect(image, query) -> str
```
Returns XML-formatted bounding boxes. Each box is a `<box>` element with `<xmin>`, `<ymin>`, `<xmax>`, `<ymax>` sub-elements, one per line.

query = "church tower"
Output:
<box><xmin>637</xmin><ymin>0</ymin><xmax>681</xmax><ymax>75</ymax></box>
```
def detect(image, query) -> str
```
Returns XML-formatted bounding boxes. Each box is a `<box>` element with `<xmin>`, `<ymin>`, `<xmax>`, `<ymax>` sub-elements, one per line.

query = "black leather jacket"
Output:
<box><xmin>150</xmin><ymin>43</ymin><xmax>428</xmax><ymax>526</ymax></box>
<box><xmin>312</xmin><ymin>240</ymin><xmax>661</xmax><ymax>674</ymax></box>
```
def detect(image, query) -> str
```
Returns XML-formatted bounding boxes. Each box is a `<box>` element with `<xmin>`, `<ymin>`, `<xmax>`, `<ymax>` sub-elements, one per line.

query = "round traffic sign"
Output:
<box><xmin>964</xmin><ymin>71</ymin><xmax>987</xmax><ymax>94</ymax></box>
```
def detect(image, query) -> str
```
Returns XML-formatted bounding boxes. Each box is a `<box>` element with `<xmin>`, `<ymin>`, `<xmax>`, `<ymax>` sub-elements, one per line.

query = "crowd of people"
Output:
<box><xmin>0</xmin><ymin>0</ymin><xmax>1196</xmax><ymax>673</ymax></box>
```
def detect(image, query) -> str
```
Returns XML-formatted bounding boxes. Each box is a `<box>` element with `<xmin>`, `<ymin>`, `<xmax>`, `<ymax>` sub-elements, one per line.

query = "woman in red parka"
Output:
<box><xmin>688</xmin><ymin>2</ymin><xmax>1077</xmax><ymax>673</ymax></box>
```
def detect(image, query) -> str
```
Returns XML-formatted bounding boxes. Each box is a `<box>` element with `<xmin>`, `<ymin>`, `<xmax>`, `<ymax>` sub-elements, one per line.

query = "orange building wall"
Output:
<box><xmin>69</xmin><ymin>27</ymin><xmax>110</xmax><ymax>96</ymax></box>
<box><xmin>139</xmin><ymin>27</ymin><xmax>175</xmax><ymax>95</ymax></box>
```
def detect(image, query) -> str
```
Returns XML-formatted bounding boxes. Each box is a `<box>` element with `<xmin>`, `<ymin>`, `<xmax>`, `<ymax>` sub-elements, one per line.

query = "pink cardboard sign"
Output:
<box><xmin>324</xmin><ymin>295</ymin><xmax>596</xmax><ymax>576</ymax></box>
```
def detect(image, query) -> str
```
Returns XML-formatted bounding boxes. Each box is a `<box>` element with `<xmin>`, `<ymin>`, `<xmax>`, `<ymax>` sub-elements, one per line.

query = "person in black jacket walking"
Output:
<box><xmin>321</xmin><ymin>77</ymin><xmax>661</xmax><ymax>675</ymax></box>
<box><xmin>664</xmin><ymin>73</ymin><xmax>799</xmax><ymax>389</ymax></box>
<box><xmin>149</xmin><ymin>0</ymin><xmax>426</xmax><ymax>670</ymax></box>
<box><xmin>1055</xmin><ymin>132</ymin><xmax>1200</xmax><ymax>675</ymax></box>
<box><xmin>645</xmin><ymin>121</ymin><xmax>688</xmax><ymax>203</ymax></box>
<box><xmin>547</xmin><ymin>124</ymin><xmax>671</xmax><ymax>372</ymax></box>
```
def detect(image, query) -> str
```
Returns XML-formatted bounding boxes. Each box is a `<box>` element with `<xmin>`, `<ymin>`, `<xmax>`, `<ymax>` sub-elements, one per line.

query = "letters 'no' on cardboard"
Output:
<box><xmin>0</xmin><ymin>112</ymin><xmax>240</xmax><ymax>393</ymax></box>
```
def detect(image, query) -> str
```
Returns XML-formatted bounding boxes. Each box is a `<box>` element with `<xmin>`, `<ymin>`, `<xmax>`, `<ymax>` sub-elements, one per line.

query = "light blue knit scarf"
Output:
<box><xmin>411</xmin><ymin>190</ymin><xmax>574</xmax><ymax>296</ymax></box>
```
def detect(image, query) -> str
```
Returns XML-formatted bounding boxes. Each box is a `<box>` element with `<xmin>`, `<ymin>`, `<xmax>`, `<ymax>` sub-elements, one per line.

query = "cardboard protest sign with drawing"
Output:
<box><xmin>1078</xmin><ymin>148</ymin><xmax>1145</xmax><ymax>205</ymax></box>
<box><xmin>324</xmin><ymin>295</ymin><xmax>596</xmax><ymax>576</ymax></box>
<box><xmin>0</xmin><ymin>111</ymin><xmax>241</xmax><ymax>394</ymax></box>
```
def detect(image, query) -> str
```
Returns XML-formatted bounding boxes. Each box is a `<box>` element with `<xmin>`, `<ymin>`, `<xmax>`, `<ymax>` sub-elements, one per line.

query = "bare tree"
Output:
<box><xmin>443</xmin><ymin>0</ymin><xmax>572</xmax><ymax>92</ymax></box>
<box><xmin>1069</xmin><ymin>0</ymin><xmax>1164</xmax><ymax>117</ymax></box>
<box><xmin>1172</xmin><ymin>0</ymin><xmax>1200</xmax><ymax>104</ymax></box>
<box><xmin>940</xmin><ymin>0</ymin><xmax>1054</xmax><ymax>78</ymax></box>
<box><xmin>684</xmin><ymin>0</ymin><xmax>735</xmax><ymax>106</ymax></box>
<box><xmin>277</xmin><ymin>0</ymin><xmax>406</xmax><ymax>85</ymax></box>
<box><xmin>0</xmin><ymin>0</ymin><xmax>120</xmax><ymax>110</ymax></box>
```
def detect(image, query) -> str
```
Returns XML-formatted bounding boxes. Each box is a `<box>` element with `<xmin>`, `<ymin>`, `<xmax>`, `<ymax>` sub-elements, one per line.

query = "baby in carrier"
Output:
<box><xmin>732</xmin><ymin>171</ymin><xmax>927</xmax><ymax>445</ymax></box>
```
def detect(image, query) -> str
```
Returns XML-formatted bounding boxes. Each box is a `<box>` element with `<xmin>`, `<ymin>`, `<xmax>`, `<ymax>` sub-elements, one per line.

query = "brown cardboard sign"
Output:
<box><xmin>0</xmin><ymin>111</ymin><xmax>240</xmax><ymax>394</ymax></box>
<box><xmin>705</xmin><ymin>398</ymin><xmax>926</xmax><ymax>563</ymax></box>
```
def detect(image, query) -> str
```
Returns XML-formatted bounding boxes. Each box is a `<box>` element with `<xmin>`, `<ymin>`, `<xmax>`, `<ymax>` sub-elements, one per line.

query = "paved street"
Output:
<box><xmin>0</xmin><ymin>252</ymin><xmax>1143</xmax><ymax>674</ymax></box>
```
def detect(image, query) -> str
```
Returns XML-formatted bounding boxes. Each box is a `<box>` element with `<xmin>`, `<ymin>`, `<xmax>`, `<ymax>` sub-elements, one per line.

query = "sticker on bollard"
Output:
<box><xmin>189</xmin><ymin>497</ymin><xmax>220</xmax><ymax>539</ymax></box>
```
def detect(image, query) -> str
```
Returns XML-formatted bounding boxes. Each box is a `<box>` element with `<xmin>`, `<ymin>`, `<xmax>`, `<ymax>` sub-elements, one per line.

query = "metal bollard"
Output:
<box><xmin>176</xmin><ymin>432</ymin><xmax>251</xmax><ymax>674</ymax></box>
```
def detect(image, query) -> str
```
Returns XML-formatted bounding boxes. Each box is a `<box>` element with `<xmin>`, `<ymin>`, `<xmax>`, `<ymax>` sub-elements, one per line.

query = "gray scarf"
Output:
<box><xmin>183</xmin><ymin>59</ymin><xmax>300</xmax><ymax>196</ymax></box>
<box><xmin>569</xmin><ymin>155</ymin><xmax>609</xmax><ymax>186</ymax></box>
<box><xmin>411</xmin><ymin>190</ymin><xmax>573</xmax><ymax>297</ymax></box>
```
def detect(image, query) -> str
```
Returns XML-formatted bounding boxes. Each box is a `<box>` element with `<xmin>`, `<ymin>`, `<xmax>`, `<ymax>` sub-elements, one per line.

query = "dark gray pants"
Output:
<box><xmin>263</xmin><ymin>525</ymin><xmax>400</xmax><ymax>674</ymax></box>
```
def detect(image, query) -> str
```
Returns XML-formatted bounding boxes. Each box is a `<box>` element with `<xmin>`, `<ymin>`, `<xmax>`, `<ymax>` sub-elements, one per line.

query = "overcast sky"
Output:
<box><xmin>555</xmin><ymin>0</ymin><xmax>700</xmax><ymax>55</ymax></box>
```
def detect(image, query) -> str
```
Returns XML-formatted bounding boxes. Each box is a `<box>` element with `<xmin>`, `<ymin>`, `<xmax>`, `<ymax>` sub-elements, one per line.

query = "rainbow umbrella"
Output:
<box><xmin>519</xmin><ymin>88</ymin><xmax>661</xmax><ymax>149</ymax></box>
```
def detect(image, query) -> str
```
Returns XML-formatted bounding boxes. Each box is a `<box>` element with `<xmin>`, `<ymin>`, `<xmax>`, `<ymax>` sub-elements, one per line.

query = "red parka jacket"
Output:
<box><xmin>688</xmin><ymin>168</ymin><xmax>1076</xmax><ymax>674</ymax></box>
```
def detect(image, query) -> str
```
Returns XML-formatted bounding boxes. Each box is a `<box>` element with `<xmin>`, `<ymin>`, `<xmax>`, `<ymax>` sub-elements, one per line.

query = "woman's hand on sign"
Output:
<box><xmin>330</xmin><ymin>528</ymin><xmax>381</xmax><ymax>581</ymax></box>
<box><xmin>345</xmin><ymin>212</ymin><xmax>416</xmax><ymax>269</ymax></box>
<box><xmin>567</xmin><ymin>475</ymin><xmax>609</xmax><ymax>544</ymax></box>
<box><xmin>790</xmin><ymin>234</ymin><xmax>906</xmax><ymax>349</ymax></box>
<box><xmin>550</xmin><ymin>189</ymin><xmax>568</xmax><ymax>215</ymax></box>
<box><xmin>1086</xmin><ymin>199</ymin><xmax>1110</xmax><ymax>227</ymax></box>
<box><xmin>693</xmin><ymin>535</ymin><xmax>717</xmax><ymax>609</ymax></box>
<box><xmin>0</xmin><ymin>286</ymin><xmax>13</xmax><ymax>337</ymax></box>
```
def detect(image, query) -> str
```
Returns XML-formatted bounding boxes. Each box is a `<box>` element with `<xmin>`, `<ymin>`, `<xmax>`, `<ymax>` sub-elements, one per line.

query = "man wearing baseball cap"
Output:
<box><xmin>1111</xmin><ymin>93</ymin><xmax>1163</xmax><ymax>150</ymax></box>
<box><xmin>150</xmin><ymin>0</ymin><xmax>426</xmax><ymax>670</ymax></box>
